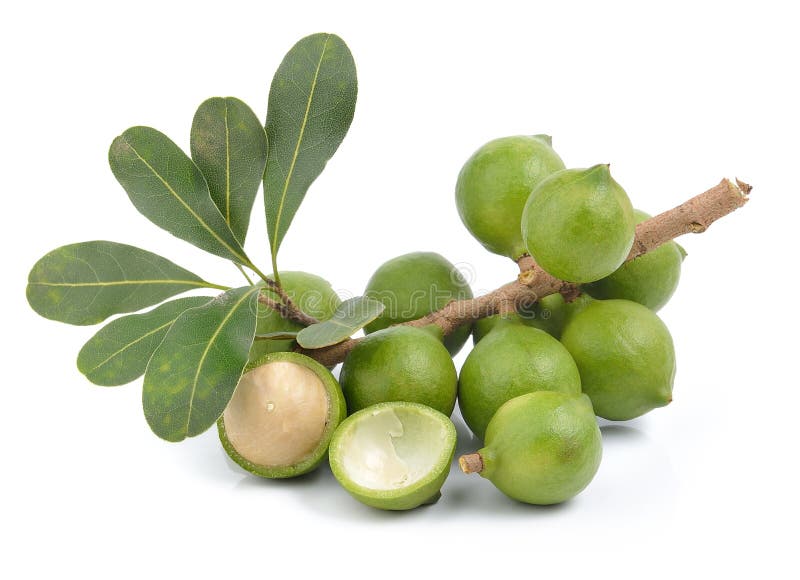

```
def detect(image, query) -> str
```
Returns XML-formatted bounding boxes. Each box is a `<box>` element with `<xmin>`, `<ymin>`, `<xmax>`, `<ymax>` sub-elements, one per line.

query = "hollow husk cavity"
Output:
<box><xmin>329</xmin><ymin>402</ymin><xmax>457</xmax><ymax>510</ymax></box>
<box><xmin>218</xmin><ymin>351</ymin><xmax>346</xmax><ymax>479</ymax></box>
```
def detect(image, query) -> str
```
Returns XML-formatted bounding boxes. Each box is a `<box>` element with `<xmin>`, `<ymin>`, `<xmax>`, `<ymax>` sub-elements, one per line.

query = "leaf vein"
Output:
<box><xmin>31</xmin><ymin>280</ymin><xmax>212</xmax><ymax>288</ymax></box>
<box><xmin>223</xmin><ymin>99</ymin><xmax>232</xmax><ymax>225</ymax></box>
<box><xmin>87</xmin><ymin>319</ymin><xmax>176</xmax><ymax>374</ymax></box>
<box><xmin>184</xmin><ymin>287</ymin><xmax>257</xmax><ymax>435</ymax></box>
<box><xmin>270</xmin><ymin>33</ymin><xmax>331</xmax><ymax>257</ymax></box>
<box><xmin>123</xmin><ymin>138</ymin><xmax>247</xmax><ymax>265</ymax></box>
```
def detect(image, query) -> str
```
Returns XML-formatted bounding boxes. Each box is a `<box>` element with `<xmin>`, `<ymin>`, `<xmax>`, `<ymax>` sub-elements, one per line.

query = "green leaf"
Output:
<box><xmin>26</xmin><ymin>241</ymin><xmax>225</xmax><ymax>325</ymax></box>
<box><xmin>77</xmin><ymin>296</ymin><xmax>212</xmax><ymax>386</ymax></box>
<box><xmin>264</xmin><ymin>33</ymin><xmax>357</xmax><ymax>266</ymax></box>
<box><xmin>142</xmin><ymin>285</ymin><xmax>260</xmax><ymax>442</ymax></box>
<box><xmin>109</xmin><ymin>126</ymin><xmax>251</xmax><ymax>265</ymax></box>
<box><xmin>296</xmin><ymin>296</ymin><xmax>384</xmax><ymax>349</ymax></box>
<box><xmin>191</xmin><ymin>97</ymin><xmax>268</xmax><ymax>245</ymax></box>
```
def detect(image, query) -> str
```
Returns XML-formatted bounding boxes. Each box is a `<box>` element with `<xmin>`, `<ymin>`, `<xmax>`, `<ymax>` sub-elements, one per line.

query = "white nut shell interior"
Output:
<box><xmin>338</xmin><ymin>407</ymin><xmax>450</xmax><ymax>491</ymax></box>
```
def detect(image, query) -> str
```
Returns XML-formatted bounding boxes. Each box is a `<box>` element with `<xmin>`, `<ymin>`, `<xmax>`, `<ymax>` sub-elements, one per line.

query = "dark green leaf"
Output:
<box><xmin>254</xmin><ymin>331</ymin><xmax>299</xmax><ymax>341</ymax></box>
<box><xmin>142</xmin><ymin>285</ymin><xmax>260</xmax><ymax>442</ymax></box>
<box><xmin>26</xmin><ymin>241</ymin><xmax>225</xmax><ymax>325</ymax></box>
<box><xmin>296</xmin><ymin>296</ymin><xmax>384</xmax><ymax>349</ymax></box>
<box><xmin>109</xmin><ymin>126</ymin><xmax>250</xmax><ymax>265</ymax></box>
<box><xmin>77</xmin><ymin>296</ymin><xmax>212</xmax><ymax>386</ymax></box>
<box><xmin>264</xmin><ymin>33</ymin><xmax>357</xmax><ymax>263</ymax></box>
<box><xmin>191</xmin><ymin>97</ymin><xmax>268</xmax><ymax>245</ymax></box>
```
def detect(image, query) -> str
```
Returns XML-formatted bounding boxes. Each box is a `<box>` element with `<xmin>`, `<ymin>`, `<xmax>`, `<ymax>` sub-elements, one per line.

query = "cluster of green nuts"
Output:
<box><xmin>219</xmin><ymin>134</ymin><xmax>685</xmax><ymax>510</ymax></box>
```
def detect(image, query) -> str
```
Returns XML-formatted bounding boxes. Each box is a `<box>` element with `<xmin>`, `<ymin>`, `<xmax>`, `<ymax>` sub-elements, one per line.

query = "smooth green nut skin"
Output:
<box><xmin>456</xmin><ymin>135</ymin><xmax>566</xmax><ymax>259</ymax></box>
<box><xmin>583</xmin><ymin>210</ymin><xmax>685</xmax><ymax>311</ymax></box>
<box><xmin>339</xmin><ymin>326</ymin><xmax>458</xmax><ymax>416</ymax></box>
<box><xmin>249</xmin><ymin>271</ymin><xmax>341</xmax><ymax>362</ymax></box>
<box><xmin>561</xmin><ymin>299</ymin><xmax>675</xmax><ymax>421</ymax></box>
<box><xmin>472</xmin><ymin>312</ymin><xmax>524</xmax><ymax>345</ymax></box>
<box><xmin>522</xmin><ymin>165</ymin><xmax>635</xmax><ymax>283</ymax></box>
<box><xmin>364</xmin><ymin>252</ymin><xmax>473</xmax><ymax>356</ymax></box>
<box><xmin>477</xmin><ymin>392</ymin><xmax>602</xmax><ymax>505</ymax></box>
<box><xmin>459</xmin><ymin>325</ymin><xmax>582</xmax><ymax>440</ymax></box>
<box><xmin>329</xmin><ymin>402</ymin><xmax>457</xmax><ymax>511</ymax></box>
<box><xmin>522</xmin><ymin>293</ymin><xmax>595</xmax><ymax>338</ymax></box>
<box><xmin>472</xmin><ymin>293</ymin><xmax>594</xmax><ymax>344</ymax></box>
<box><xmin>217</xmin><ymin>352</ymin><xmax>347</xmax><ymax>479</ymax></box>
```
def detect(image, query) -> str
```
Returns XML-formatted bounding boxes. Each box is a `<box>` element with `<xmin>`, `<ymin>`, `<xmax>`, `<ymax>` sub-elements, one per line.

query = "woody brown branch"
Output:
<box><xmin>257</xmin><ymin>276</ymin><xmax>320</xmax><ymax>326</ymax></box>
<box><xmin>257</xmin><ymin>293</ymin><xmax>319</xmax><ymax>327</ymax></box>
<box><xmin>293</xmin><ymin>178</ymin><xmax>750</xmax><ymax>367</ymax></box>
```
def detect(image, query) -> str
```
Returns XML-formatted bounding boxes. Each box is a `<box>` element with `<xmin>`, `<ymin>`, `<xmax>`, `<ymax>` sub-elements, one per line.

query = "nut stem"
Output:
<box><xmin>458</xmin><ymin>452</ymin><xmax>484</xmax><ymax>474</ymax></box>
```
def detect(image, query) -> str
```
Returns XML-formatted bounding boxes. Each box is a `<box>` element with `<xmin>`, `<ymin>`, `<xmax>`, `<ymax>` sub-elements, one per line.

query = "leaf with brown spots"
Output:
<box><xmin>142</xmin><ymin>286</ymin><xmax>260</xmax><ymax>442</ymax></box>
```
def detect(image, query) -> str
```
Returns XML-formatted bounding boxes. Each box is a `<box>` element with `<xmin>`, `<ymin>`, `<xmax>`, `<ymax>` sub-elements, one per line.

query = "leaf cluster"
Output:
<box><xmin>26</xmin><ymin>33</ymin><xmax>381</xmax><ymax>442</ymax></box>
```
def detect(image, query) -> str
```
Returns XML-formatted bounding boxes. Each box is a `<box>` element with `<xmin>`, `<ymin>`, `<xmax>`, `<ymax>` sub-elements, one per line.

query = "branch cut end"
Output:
<box><xmin>734</xmin><ymin>178</ymin><xmax>753</xmax><ymax>197</ymax></box>
<box><xmin>459</xmin><ymin>452</ymin><xmax>484</xmax><ymax>474</ymax></box>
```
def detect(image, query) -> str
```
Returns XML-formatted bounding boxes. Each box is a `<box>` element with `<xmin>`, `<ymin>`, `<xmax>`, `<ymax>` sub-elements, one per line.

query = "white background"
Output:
<box><xmin>3</xmin><ymin>1</ymin><xmax>798</xmax><ymax>578</ymax></box>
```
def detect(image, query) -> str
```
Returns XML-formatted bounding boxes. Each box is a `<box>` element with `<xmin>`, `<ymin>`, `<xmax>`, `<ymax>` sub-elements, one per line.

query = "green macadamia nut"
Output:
<box><xmin>456</xmin><ymin>135</ymin><xmax>565</xmax><ymax>259</ymax></box>
<box><xmin>522</xmin><ymin>164</ymin><xmax>635</xmax><ymax>283</ymax></box>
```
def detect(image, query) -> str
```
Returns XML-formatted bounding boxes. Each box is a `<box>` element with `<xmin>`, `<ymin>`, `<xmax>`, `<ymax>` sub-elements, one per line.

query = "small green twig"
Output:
<box><xmin>234</xmin><ymin>263</ymin><xmax>255</xmax><ymax>286</ymax></box>
<box><xmin>245</xmin><ymin>261</ymin><xmax>275</xmax><ymax>287</ymax></box>
<box><xmin>204</xmin><ymin>281</ymin><xmax>232</xmax><ymax>291</ymax></box>
<box><xmin>270</xmin><ymin>254</ymin><xmax>282</xmax><ymax>288</ymax></box>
